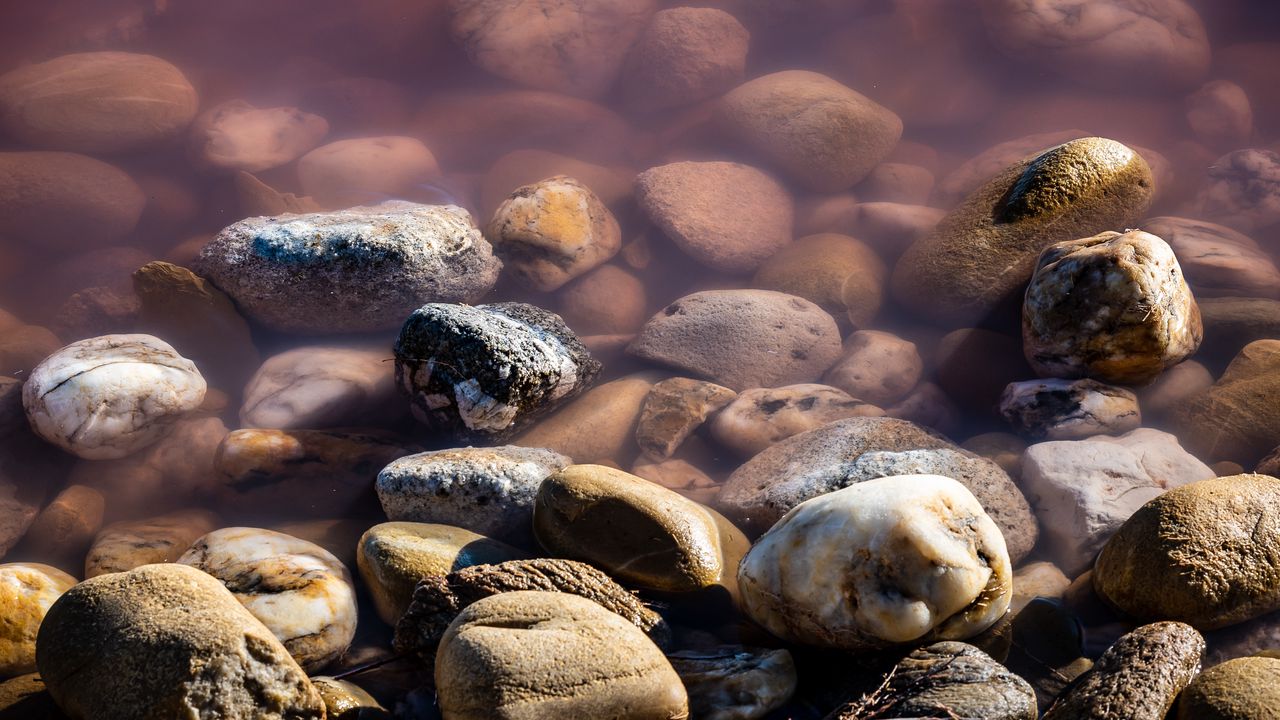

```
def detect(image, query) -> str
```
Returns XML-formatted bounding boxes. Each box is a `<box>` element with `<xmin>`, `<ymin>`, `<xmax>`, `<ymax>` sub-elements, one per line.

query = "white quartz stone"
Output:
<box><xmin>737</xmin><ymin>474</ymin><xmax>1011</xmax><ymax>651</ymax></box>
<box><xmin>178</xmin><ymin>527</ymin><xmax>357</xmax><ymax>672</ymax></box>
<box><xmin>23</xmin><ymin>334</ymin><xmax>207</xmax><ymax>460</ymax></box>
<box><xmin>240</xmin><ymin>345</ymin><xmax>399</xmax><ymax>429</ymax></box>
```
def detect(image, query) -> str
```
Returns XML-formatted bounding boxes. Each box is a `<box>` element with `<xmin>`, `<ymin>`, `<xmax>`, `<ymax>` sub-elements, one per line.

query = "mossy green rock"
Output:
<box><xmin>891</xmin><ymin>137</ymin><xmax>1154</xmax><ymax>327</ymax></box>
<box><xmin>1177</xmin><ymin>656</ymin><xmax>1280</xmax><ymax>719</ymax></box>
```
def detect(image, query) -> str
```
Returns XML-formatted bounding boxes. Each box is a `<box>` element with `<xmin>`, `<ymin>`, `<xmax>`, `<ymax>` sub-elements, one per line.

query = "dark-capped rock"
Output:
<box><xmin>999</xmin><ymin>378</ymin><xmax>1140</xmax><ymax>441</ymax></box>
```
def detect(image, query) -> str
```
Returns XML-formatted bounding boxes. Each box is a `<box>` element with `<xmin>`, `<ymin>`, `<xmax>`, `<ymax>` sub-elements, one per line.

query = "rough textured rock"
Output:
<box><xmin>486</xmin><ymin>175</ymin><xmax>621</xmax><ymax>292</ymax></box>
<box><xmin>1175</xmin><ymin>340</ymin><xmax>1280</xmax><ymax>464</ymax></box>
<box><xmin>22</xmin><ymin>334</ymin><xmax>206</xmax><ymax>460</ymax></box>
<box><xmin>534</xmin><ymin>464</ymin><xmax>749</xmax><ymax>595</ymax></box>
<box><xmin>1176</xmin><ymin>656</ymin><xmax>1280</xmax><ymax>719</ymax></box>
<box><xmin>892</xmin><ymin>137</ymin><xmax>1155</xmax><ymax>327</ymax></box>
<box><xmin>1193</xmin><ymin>149</ymin><xmax>1280</xmax><ymax>232</ymax></box>
<box><xmin>636</xmin><ymin>378</ymin><xmax>737</xmax><ymax>459</ymax></box>
<box><xmin>85</xmin><ymin>509</ymin><xmax>219</xmax><ymax>578</ymax></box>
<box><xmin>0</xmin><ymin>563</ymin><xmax>76</xmax><ymax>676</ymax></box>
<box><xmin>393</xmin><ymin>558</ymin><xmax>668</xmax><ymax>662</ymax></box>
<box><xmin>188</xmin><ymin>99</ymin><xmax>328</xmax><ymax>173</ymax></box>
<box><xmin>1021</xmin><ymin>429</ymin><xmax>1214</xmax><ymax>575</ymax></box>
<box><xmin>1141</xmin><ymin>216</ymin><xmax>1280</xmax><ymax>299</ymax></box>
<box><xmin>668</xmin><ymin>646</ymin><xmax>796</xmax><ymax>720</ymax></box>
<box><xmin>296</xmin><ymin>136</ymin><xmax>440</xmax><ymax>208</ymax></box>
<box><xmin>0</xmin><ymin>52</ymin><xmax>198</xmax><ymax>153</ymax></box>
<box><xmin>377</xmin><ymin>446</ymin><xmax>570</xmax><ymax>545</ymax></box>
<box><xmin>719</xmin><ymin>416</ymin><xmax>1037</xmax><ymax>562</ymax></box>
<box><xmin>1042</xmin><ymin>622</ymin><xmax>1204</xmax><ymax>720</ymax></box>
<box><xmin>515</xmin><ymin>373</ymin><xmax>657</xmax><ymax>464</ymax></box>
<box><xmin>823</xmin><ymin>330</ymin><xmax>923</xmax><ymax>407</ymax></box>
<box><xmin>447</xmin><ymin>0</ymin><xmax>656</xmax><ymax>99</ymax></box>
<box><xmin>752</xmin><ymin>233</ymin><xmax>886</xmax><ymax>326</ymax></box>
<box><xmin>0</xmin><ymin>152</ymin><xmax>145</xmax><ymax>251</ymax></box>
<box><xmin>999</xmin><ymin>378</ymin><xmax>1140</xmax><ymax>441</ymax></box>
<box><xmin>35</xmin><ymin>563</ymin><xmax>325</xmax><ymax>719</ymax></box>
<box><xmin>1094</xmin><ymin>474</ymin><xmax>1280</xmax><ymax>630</ymax></box>
<box><xmin>628</xmin><ymin>290</ymin><xmax>841</xmax><ymax>391</ymax></box>
<box><xmin>634</xmin><ymin>161</ymin><xmax>793</xmax><ymax>273</ymax></box>
<box><xmin>621</xmin><ymin>7</ymin><xmax>749</xmax><ymax>111</ymax></box>
<box><xmin>708</xmin><ymin>384</ymin><xmax>883</xmax><ymax>459</ymax></box>
<box><xmin>395</xmin><ymin>302</ymin><xmax>600</xmax><ymax>441</ymax></box>
<box><xmin>240</xmin><ymin>345</ymin><xmax>398</xmax><ymax>430</ymax></box>
<box><xmin>195</xmin><ymin>202</ymin><xmax>500</xmax><ymax>334</ymax></box>
<box><xmin>716</xmin><ymin>70</ymin><xmax>902</xmax><ymax>192</ymax></box>
<box><xmin>1022</xmin><ymin>230</ymin><xmax>1202</xmax><ymax>384</ymax></box>
<box><xmin>435</xmin><ymin>591</ymin><xmax>688</xmax><ymax>720</ymax></box>
<box><xmin>738</xmin><ymin>475</ymin><xmax>1012</xmax><ymax>651</ymax></box>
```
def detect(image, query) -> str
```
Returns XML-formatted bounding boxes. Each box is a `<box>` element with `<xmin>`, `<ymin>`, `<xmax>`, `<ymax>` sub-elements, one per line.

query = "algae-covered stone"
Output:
<box><xmin>394</xmin><ymin>302</ymin><xmax>600</xmax><ymax>441</ymax></box>
<box><xmin>892</xmin><ymin>137</ymin><xmax>1154</xmax><ymax>327</ymax></box>
<box><xmin>1176</xmin><ymin>656</ymin><xmax>1280</xmax><ymax>719</ymax></box>
<box><xmin>310</xmin><ymin>677</ymin><xmax>389</xmax><ymax>719</ymax></box>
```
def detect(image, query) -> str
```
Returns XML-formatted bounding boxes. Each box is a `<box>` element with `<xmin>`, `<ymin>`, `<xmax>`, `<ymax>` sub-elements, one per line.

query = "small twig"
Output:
<box><xmin>331</xmin><ymin>652</ymin><xmax>409</xmax><ymax>681</ymax></box>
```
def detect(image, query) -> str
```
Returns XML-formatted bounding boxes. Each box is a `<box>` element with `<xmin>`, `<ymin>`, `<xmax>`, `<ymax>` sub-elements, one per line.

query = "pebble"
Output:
<box><xmin>750</xmin><ymin>233</ymin><xmax>886</xmax><ymax>325</ymax></box>
<box><xmin>0</xmin><ymin>673</ymin><xmax>64</xmax><ymax>718</ymax></box>
<box><xmin>737</xmin><ymin>475</ymin><xmax>1012</xmax><ymax>650</ymax></box>
<box><xmin>555</xmin><ymin>264</ymin><xmax>647</xmax><ymax>336</ymax></box>
<box><xmin>620</xmin><ymin>7</ymin><xmax>749</xmax><ymax>111</ymax></box>
<box><xmin>178</xmin><ymin>527</ymin><xmax>358</xmax><ymax>672</ymax></box>
<box><xmin>822</xmin><ymin>330</ymin><xmax>923</xmax><ymax>407</ymax></box>
<box><xmin>716</xmin><ymin>70</ymin><xmax>902</xmax><ymax>192</ymax></box>
<box><xmin>935</xmin><ymin>129</ymin><xmax>1089</xmax><ymax>208</ymax></box>
<box><xmin>1094</xmin><ymin>474</ymin><xmax>1280</xmax><ymax>630</ymax></box>
<box><xmin>708</xmin><ymin>384</ymin><xmax>882</xmax><ymax>459</ymax></box>
<box><xmin>234</xmin><ymin>170</ymin><xmax>321</xmax><ymax>216</ymax></box>
<box><xmin>0</xmin><ymin>52</ymin><xmax>198</xmax><ymax>153</ymax></box>
<box><xmin>1011</xmin><ymin>562</ymin><xmax>1071</xmax><ymax>614</ymax></box>
<box><xmin>479</xmin><ymin>149</ymin><xmax>633</xmax><ymax>221</ymax></box>
<box><xmin>667</xmin><ymin>646</ymin><xmax>796</xmax><ymax>720</ymax></box>
<box><xmin>634</xmin><ymin>161</ymin><xmax>793</xmax><ymax>273</ymax></box>
<box><xmin>187</xmin><ymin>99</ymin><xmax>329</xmax><ymax>173</ymax></box>
<box><xmin>486</xmin><ymin>175</ymin><xmax>621</xmax><ymax>291</ymax></box>
<box><xmin>892</xmin><ymin>137</ymin><xmax>1155</xmax><ymax>327</ymax></box>
<box><xmin>1176</xmin><ymin>656</ymin><xmax>1280</xmax><ymax>719</ymax></box>
<box><xmin>356</xmin><ymin>521</ymin><xmax>527</xmax><ymax>625</ymax></box>
<box><xmin>0</xmin><ymin>563</ymin><xmax>76</xmax><ymax>676</ymax></box>
<box><xmin>798</xmin><ymin>200</ymin><xmax>944</xmax><ymax>262</ymax></box>
<box><xmin>194</xmin><ymin>202</ymin><xmax>500</xmax><ymax>334</ymax></box>
<box><xmin>628</xmin><ymin>290</ymin><xmax>842</xmax><ymax>391</ymax></box>
<box><xmin>631</xmin><ymin>457</ymin><xmax>720</xmax><ymax>506</ymax></box>
<box><xmin>376</xmin><ymin>445</ymin><xmax>570</xmax><ymax>545</ymax></box>
<box><xmin>515</xmin><ymin>373</ymin><xmax>658</xmax><ymax>464</ymax></box>
<box><xmin>0</xmin><ymin>152</ymin><xmax>145</xmax><ymax>252</ymax></box>
<box><xmin>635</xmin><ymin>377</ymin><xmax>737</xmax><ymax>459</ymax></box>
<box><xmin>1138</xmin><ymin>359</ymin><xmax>1215</xmax><ymax>421</ymax></box>
<box><xmin>1176</xmin><ymin>339</ymin><xmax>1280</xmax><ymax>464</ymax></box>
<box><xmin>19</xmin><ymin>484</ymin><xmax>104</xmax><ymax>570</ymax></box>
<box><xmin>1186</xmin><ymin>79</ymin><xmax>1255</xmax><ymax>149</ymax></box>
<box><xmin>718</xmin><ymin>416</ymin><xmax>1038</xmax><ymax>562</ymax></box>
<box><xmin>35</xmin><ymin>564</ymin><xmax>324</xmax><ymax>718</ymax></box>
<box><xmin>858</xmin><ymin>162</ymin><xmax>935</xmax><ymax>205</ymax></box>
<box><xmin>960</xmin><ymin>432</ymin><xmax>1027</xmax><ymax>475</ymax></box>
<box><xmin>1021</xmin><ymin>429</ymin><xmax>1214</xmax><ymax>575</ymax></box>
<box><xmin>84</xmin><ymin>509</ymin><xmax>219</xmax><ymax>578</ymax></box>
<box><xmin>534</xmin><ymin>464</ymin><xmax>749</xmax><ymax>595</ymax></box>
<box><xmin>394</xmin><ymin>302</ymin><xmax>600</xmax><ymax>441</ymax></box>
<box><xmin>1022</xmin><ymin>230</ymin><xmax>1202</xmax><ymax>385</ymax></box>
<box><xmin>296</xmin><ymin>136</ymin><xmax>440</xmax><ymax>208</ymax></box>
<box><xmin>1193</xmin><ymin>148</ymin><xmax>1280</xmax><ymax>232</ymax></box>
<box><xmin>1141</xmin><ymin>216</ymin><xmax>1280</xmax><ymax>299</ymax></box>
<box><xmin>447</xmin><ymin>0</ymin><xmax>655</xmax><ymax>99</ymax></box>
<box><xmin>239</xmin><ymin>345</ymin><xmax>398</xmax><ymax>430</ymax></box>
<box><xmin>0</xmin><ymin>324</ymin><xmax>60</xmax><ymax>377</ymax></box>
<box><xmin>999</xmin><ymin>378</ymin><xmax>1141</xmax><ymax>441</ymax></box>
<box><xmin>435</xmin><ymin>591</ymin><xmax>688</xmax><ymax>720</ymax></box>
<box><xmin>1042</xmin><ymin>621</ymin><xmax>1204</xmax><ymax>720</ymax></box>
<box><xmin>310</xmin><ymin>677</ymin><xmax>389</xmax><ymax>719</ymax></box>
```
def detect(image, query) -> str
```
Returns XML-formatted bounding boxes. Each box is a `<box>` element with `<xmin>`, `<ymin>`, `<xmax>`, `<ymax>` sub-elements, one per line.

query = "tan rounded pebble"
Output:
<box><xmin>751</xmin><ymin>233</ymin><xmax>885</xmax><ymax>322</ymax></box>
<box><xmin>708</xmin><ymin>383</ymin><xmax>883</xmax><ymax>458</ymax></box>
<box><xmin>823</xmin><ymin>330</ymin><xmax>923</xmax><ymax>407</ymax></box>
<box><xmin>0</xmin><ymin>152</ymin><xmax>145</xmax><ymax>252</ymax></box>
<box><xmin>85</xmin><ymin>509</ymin><xmax>219</xmax><ymax>578</ymax></box>
<box><xmin>0</xmin><ymin>563</ymin><xmax>76</xmax><ymax>676</ymax></box>
<box><xmin>297</xmin><ymin>136</ymin><xmax>440</xmax><ymax>208</ymax></box>
<box><xmin>556</xmin><ymin>264</ymin><xmax>648</xmax><ymax>336</ymax></box>
<box><xmin>188</xmin><ymin>99</ymin><xmax>329</xmax><ymax>173</ymax></box>
<box><xmin>621</xmin><ymin>7</ymin><xmax>749</xmax><ymax>111</ymax></box>
<box><xmin>515</xmin><ymin>373</ymin><xmax>658</xmax><ymax>464</ymax></box>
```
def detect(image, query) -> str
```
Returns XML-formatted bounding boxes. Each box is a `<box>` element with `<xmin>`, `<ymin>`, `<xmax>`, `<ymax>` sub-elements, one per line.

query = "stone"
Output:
<box><xmin>883</xmin><ymin>380</ymin><xmax>965</xmax><ymax>438</ymax></box>
<box><xmin>628</xmin><ymin>290</ymin><xmax>842</xmax><ymax>391</ymax></box>
<box><xmin>51</xmin><ymin>286</ymin><xmax>139</xmax><ymax>341</ymax></box>
<box><xmin>310</xmin><ymin>677</ymin><xmax>389</xmax><ymax>719</ymax></box>
<box><xmin>1141</xmin><ymin>216</ymin><xmax>1280</xmax><ymax>299</ymax></box>
<box><xmin>1094</xmin><ymin>474</ymin><xmax>1280</xmax><ymax>630</ymax></box>
<box><xmin>194</xmin><ymin>202</ymin><xmax>500</xmax><ymax>334</ymax></box>
<box><xmin>823</xmin><ymin>330</ymin><xmax>922</xmax><ymax>407</ymax></box>
<box><xmin>214</xmin><ymin>428</ymin><xmax>415</xmax><ymax>520</ymax></box>
<box><xmin>716</xmin><ymin>70</ymin><xmax>902</xmax><ymax>192</ymax></box>
<box><xmin>1180</xmin><ymin>657</ymin><xmax>1280</xmax><ymax>719</ymax></box>
<box><xmin>708</xmin><ymin>384</ymin><xmax>883</xmax><ymax>459</ymax></box>
<box><xmin>738</xmin><ymin>475</ymin><xmax>1012</xmax><ymax>651</ymax></box>
<box><xmin>1186</xmin><ymin>80</ymin><xmax>1254</xmax><ymax>150</ymax></box>
<box><xmin>828</xmin><ymin>642</ymin><xmax>1037</xmax><ymax>720</ymax></box>
<box><xmin>667</xmin><ymin>647</ymin><xmax>796</xmax><ymax>720</ymax></box>
<box><xmin>960</xmin><ymin>432</ymin><xmax>1027</xmax><ymax>476</ymax></box>
<box><xmin>1022</xmin><ymin>230</ymin><xmax>1202</xmax><ymax>384</ymax></box>
<box><xmin>515</xmin><ymin>373</ymin><xmax>657</xmax><ymax>464</ymax></box>
<box><xmin>534</xmin><ymin>464</ymin><xmax>749</xmax><ymax>595</ymax></box>
<box><xmin>19</xmin><ymin>484</ymin><xmax>104</xmax><ymax>569</ymax></box>
<box><xmin>36</xmin><ymin>564</ymin><xmax>324</xmax><ymax>718</ymax></box>
<box><xmin>480</xmin><ymin>149</ymin><xmax>633</xmax><ymax>221</ymax></box>
<box><xmin>0</xmin><ymin>324</ymin><xmax>60</xmax><ymax>377</ymax></box>
<box><xmin>1175</xmin><ymin>340</ymin><xmax>1280</xmax><ymax>464</ymax></box>
<box><xmin>999</xmin><ymin>378</ymin><xmax>1141</xmax><ymax>441</ymax></box>
<box><xmin>393</xmin><ymin>558</ymin><xmax>669</xmax><ymax>663</ymax></box>
<box><xmin>178</xmin><ymin>527</ymin><xmax>357</xmax><ymax>672</ymax></box>
<box><xmin>719</xmin><ymin>417</ymin><xmax>1037</xmax><ymax>563</ymax></box>
<box><xmin>395</xmin><ymin>302</ymin><xmax>600</xmax><ymax>441</ymax></box>
<box><xmin>0</xmin><ymin>152</ymin><xmax>144</xmax><ymax>251</ymax></box>
<box><xmin>377</xmin><ymin>446</ymin><xmax>570</xmax><ymax>546</ymax></box>
<box><xmin>0</xmin><ymin>673</ymin><xmax>65</xmax><ymax>718</ymax></box>
<box><xmin>620</xmin><ymin>7</ymin><xmax>749</xmax><ymax>111</ymax></box>
<box><xmin>234</xmin><ymin>171</ymin><xmax>322</xmax><ymax>217</ymax></box>
<box><xmin>0</xmin><ymin>563</ymin><xmax>76</xmax><ymax>676</ymax></box>
<box><xmin>188</xmin><ymin>100</ymin><xmax>328</xmax><ymax>173</ymax></box>
<box><xmin>858</xmin><ymin>162</ymin><xmax>935</xmax><ymax>205</ymax></box>
<box><xmin>935</xmin><ymin>130</ymin><xmax>1092</xmax><ymax>209</ymax></box>
<box><xmin>22</xmin><ymin>334</ymin><xmax>206</xmax><ymax>460</ymax></box>
<box><xmin>751</xmin><ymin>233</ymin><xmax>886</xmax><ymax>324</ymax></box>
<box><xmin>1012</xmin><ymin>562</ymin><xmax>1071</xmax><ymax>614</ymax></box>
<box><xmin>635</xmin><ymin>161</ymin><xmax>793</xmax><ymax>273</ymax></box>
<box><xmin>892</xmin><ymin>137</ymin><xmax>1155</xmax><ymax>327</ymax></box>
<box><xmin>0</xmin><ymin>52</ymin><xmax>198</xmax><ymax>153</ymax></box>
<box><xmin>296</xmin><ymin>76</ymin><xmax>409</xmax><ymax>135</ymax></box>
<box><xmin>797</xmin><ymin>200</ymin><xmax>944</xmax><ymax>262</ymax></box>
<box><xmin>1192</xmin><ymin>149</ymin><xmax>1280</xmax><ymax>232</ymax></box>
<box><xmin>486</xmin><ymin>175</ymin><xmax>621</xmax><ymax>292</ymax></box>
<box><xmin>296</xmin><ymin>136</ymin><xmax>441</xmax><ymax>208</ymax></box>
<box><xmin>631</xmin><ymin>458</ymin><xmax>720</xmax><ymax>506</ymax></box>
<box><xmin>1021</xmin><ymin>429</ymin><xmax>1214</xmax><ymax>575</ymax></box>
<box><xmin>980</xmin><ymin>0</ymin><xmax>1210</xmax><ymax>91</ymax></box>
<box><xmin>435</xmin><ymin>591</ymin><xmax>688</xmax><ymax>720</ymax></box>
<box><xmin>447</xmin><ymin>0</ymin><xmax>655</xmax><ymax>99</ymax></box>
<box><xmin>1042</xmin><ymin>622</ymin><xmax>1204</xmax><ymax>720</ymax></box>
<box><xmin>356</xmin><ymin>521</ymin><xmax>527</xmax><ymax>625</ymax></box>
<box><xmin>1139</xmin><ymin>360</ymin><xmax>1214</xmax><ymax>421</ymax></box>
<box><xmin>239</xmin><ymin>345</ymin><xmax>398</xmax><ymax>430</ymax></box>
<box><xmin>636</xmin><ymin>378</ymin><xmax>737</xmax><ymax>459</ymax></box>
<box><xmin>85</xmin><ymin>509</ymin><xmax>219</xmax><ymax>578</ymax></box>
<box><xmin>556</xmin><ymin>264</ymin><xmax>648</xmax><ymax>335</ymax></box>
